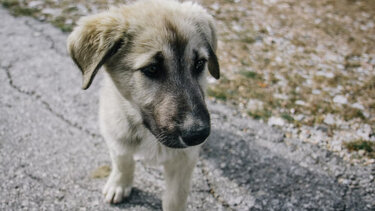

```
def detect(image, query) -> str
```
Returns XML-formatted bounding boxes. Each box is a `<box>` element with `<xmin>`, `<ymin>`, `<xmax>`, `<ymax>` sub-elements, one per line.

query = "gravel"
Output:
<box><xmin>0</xmin><ymin>3</ymin><xmax>375</xmax><ymax>210</ymax></box>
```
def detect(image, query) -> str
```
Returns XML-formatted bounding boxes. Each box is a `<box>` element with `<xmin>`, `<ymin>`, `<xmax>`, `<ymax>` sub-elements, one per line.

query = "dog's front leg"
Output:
<box><xmin>162</xmin><ymin>154</ymin><xmax>198</xmax><ymax>211</ymax></box>
<box><xmin>102</xmin><ymin>148</ymin><xmax>134</xmax><ymax>204</ymax></box>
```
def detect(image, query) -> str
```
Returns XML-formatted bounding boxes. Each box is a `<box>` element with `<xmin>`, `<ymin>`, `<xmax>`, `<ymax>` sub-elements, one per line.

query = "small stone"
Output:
<box><xmin>333</xmin><ymin>95</ymin><xmax>348</xmax><ymax>104</ymax></box>
<box><xmin>337</xmin><ymin>64</ymin><xmax>345</xmax><ymax>69</ymax></box>
<box><xmin>76</xmin><ymin>4</ymin><xmax>89</xmax><ymax>14</ymax></box>
<box><xmin>228</xmin><ymin>196</ymin><xmax>243</xmax><ymax>206</ymax></box>
<box><xmin>41</xmin><ymin>8</ymin><xmax>62</xmax><ymax>16</ymax></box>
<box><xmin>210</xmin><ymin>3</ymin><xmax>220</xmax><ymax>11</ymax></box>
<box><xmin>247</xmin><ymin>99</ymin><xmax>264</xmax><ymax>111</ymax></box>
<box><xmin>295</xmin><ymin>100</ymin><xmax>306</xmax><ymax>106</ymax></box>
<box><xmin>65</xmin><ymin>19</ymin><xmax>73</xmax><ymax>25</ymax></box>
<box><xmin>358</xmin><ymin>150</ymin><xmax>365</xmax><ymax>156</ymax></box>
<box><xmin>356</xmin><ymin>124</ymin><xmax>372</xmax><ymax>139</ymax></box>
<box><xmin>316</xmin><ymin>125</ymin><xmax>328</xmax><ymax>132</ymax></box>
<box><xmin>295</xmin><ymin>114</ymin><xmax>305</xmax><ymax>121</ymax></box>
<box><xmin>324</xmin><ymin>114</ymin><xmax>335</xmax><ymax>125</ymax></box>
<box><xmin>275</xmin><ymin>56</ymin><xmax>282</xmax><ymax>63</ymax></box>
<box><xmin>314</xmin><ymin>18</ymin><xmax>321</xmax><ymax>24</ymax></box>
<box><xmin>316</xmin><ymin>70</ymin><xmax>335</xmax><ymax>78</ymax></box>
<box><xmin>364</xmin><ymin>159</ymin><xmax>375</xmax><ymax>165</ymax></box>
<box><xmin>268</xmin><ymin>117</ymin><xmax>285</xmax><ymax>126</ymax></box>
<box><xmin>273</xmin><ymin>93</ymin><xmax>289</xmax><ymax>100</ymax></box>
<box><xmin>28</xmin><ymin>1</ymin><xmax>43</xmax><ymax>9</ymax></box>
<box><xmin>351</xmin><ymin>102</ymin><xmax>364</xmax><ymax>110</ymax></box>
<box><xmin>312</xmin><ymin>89</ymin><xmax>321</xmax><ymax>95</ymax></box>
<box><xmin>338</xmin><ymin>178</ymin><xmax>351</xmax><ymax>185</ymax></box>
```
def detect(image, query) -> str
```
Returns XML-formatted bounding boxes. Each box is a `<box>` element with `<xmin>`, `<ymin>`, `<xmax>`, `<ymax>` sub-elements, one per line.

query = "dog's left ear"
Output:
<box><xmin>207</xmin><ymin>43</ymin><xmax>220</xmax><ymax>80</ymax></box>
<box><xmin>67</xmin><ymin>11</ymin><xmax>128</xmax><ymax>89</ymax></box>
<box><xmin>198</xmin><ymin>18</ymin><xmax>220</xmax><ymax>79</ymax></box>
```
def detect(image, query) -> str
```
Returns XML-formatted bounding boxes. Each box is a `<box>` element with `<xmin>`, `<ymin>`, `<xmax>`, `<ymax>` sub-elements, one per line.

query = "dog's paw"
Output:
<box><xmin>103</xmin><ymin>185</ymin><xmax>132</xmax><ymax>204</ymax></box>
<box><xmin>102</xmin><ymin>174</ymin><xmax>132</xmax><ymax>204</ymax></box>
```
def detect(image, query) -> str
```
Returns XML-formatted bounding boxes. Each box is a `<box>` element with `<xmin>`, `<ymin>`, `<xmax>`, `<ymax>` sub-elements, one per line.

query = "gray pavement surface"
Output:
<box><xmin>0</xmin><ymin>7</ymin><xmax>374</xmax><ymax>211</ymax></box>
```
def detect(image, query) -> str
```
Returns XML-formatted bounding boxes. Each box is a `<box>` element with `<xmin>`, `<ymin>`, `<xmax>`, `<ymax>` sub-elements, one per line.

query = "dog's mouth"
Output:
<box><xmin>153</xmin><ymin>133</ymin><xmax>207</xmax><ymax>149</ymax></box>
<box><xmin>146</xmin><ymin>129</ymin><xmax>207</xmax><ymax>149</ymax></box>
<box><xmin>141</xmin><ymin>119</ymin><xmax>211</xmax><ymax>148</ymax></box>
<box><xmin>158</xmin><ymin>136</ymin><xmax>190</xmax><ymax>149</ymax></box>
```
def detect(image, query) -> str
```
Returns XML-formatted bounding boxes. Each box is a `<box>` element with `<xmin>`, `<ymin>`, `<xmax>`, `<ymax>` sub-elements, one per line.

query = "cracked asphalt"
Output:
<box><xmin>0</xmin><ymin>7</ymin><xmax>374</xmax><ymax>211</ymax></box>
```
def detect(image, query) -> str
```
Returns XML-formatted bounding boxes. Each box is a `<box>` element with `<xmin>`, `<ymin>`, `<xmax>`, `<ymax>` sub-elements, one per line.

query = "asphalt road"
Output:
<box><xmin>0</xmin><ymin>7</ymin><xmax>374</xmax><ymax>210</ymax></box>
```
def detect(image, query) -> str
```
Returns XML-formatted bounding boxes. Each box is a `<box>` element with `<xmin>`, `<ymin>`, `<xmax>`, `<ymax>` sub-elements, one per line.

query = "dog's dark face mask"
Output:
<box><xmin>126</xmin><ymin>23</ymin><xmax>219</xmax><ymax>148</ymax></box>
<box><xmin>138</xmin><ymin>45</ymin><xmax>213</xmax><ymax>148</ymax></box>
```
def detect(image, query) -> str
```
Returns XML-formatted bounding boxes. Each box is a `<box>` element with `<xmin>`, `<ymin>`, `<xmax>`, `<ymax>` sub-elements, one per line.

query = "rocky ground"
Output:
<box><xmin>206</xmin><ymin>0</ymin><xmax>375</xmax><ymax>164</ymax></box>
<box><xmin>0</xmin><ymin>1</ymin><xmax>375</xmax><ymax>210</ymax></box>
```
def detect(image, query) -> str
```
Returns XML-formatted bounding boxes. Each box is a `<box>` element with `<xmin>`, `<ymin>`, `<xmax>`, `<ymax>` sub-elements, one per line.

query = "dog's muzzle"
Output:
<box><xmin>151</xmin><ymin>125</ymin><xmax>210</xmax><ymax>149</ymax></box>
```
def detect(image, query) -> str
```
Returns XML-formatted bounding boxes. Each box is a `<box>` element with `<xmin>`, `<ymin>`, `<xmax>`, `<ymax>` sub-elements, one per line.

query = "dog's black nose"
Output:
<box><xmin>181</xmin><ymin>126</ymin><xmax>210</xmax><ymax>146</ymax></box>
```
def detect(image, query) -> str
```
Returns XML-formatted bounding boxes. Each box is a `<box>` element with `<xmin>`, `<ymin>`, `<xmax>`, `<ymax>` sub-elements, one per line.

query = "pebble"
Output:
<box><xmin>333</xmin><ymin>95</ymin><xmax>348</xmax><ymax>105</ymax></box>
<box><xmin>358</xmin><ymin>150</ymin><xmax>365</xmax><ymax>156</ymax></box>
<box><xmin>273</xmin><ymin>93</ymin><xmax>289</xmax><ymax>100</ymax></box>
<box><xmin>268</xmin><ymin>116</ymin><xmax>285</xmax><ymax>126</ymax></box>
<box><xmin>41</xmin><ymin>8</ymin><xmax>62</xmax><ymax>16</ymax></box>
<box><xmin>295</xmin><ymin>100</ymin><xmax>306</xmax><ymax>106</ymax></box>
<box><xmin>351</xmin><ymin>102</ymin><xmax>364</xmax><ymax>110</ymax></box>
<box><xmin>312</xmin><ymin>89</ymin><xmax>321</xmax><ymax>95</ymax></box>
<box><xmin>324</xmin><ymin>114</ymin><xmax>335</xmax><ymax>125</ymax></box>
<box><xmin>247</xmin><ymin>99</ymin><xmax>264</xmax><ymax>111</ymax></box>
<box><xmin>316</xmin><ymin>71</ymin><xmax>335</xmax><ymax>78</ymax></box>
<box><xmin>356</xmin><ymin>124</ymin><xmax>372</xmax><ymax>139</ymax></box>
<box><xmin>28</xmin><ymin>1</ymin><xmax>43</xmax><ymax>9</ymax></box>
<box><xmin>295</xmin><ymin>114</ymin><xmax>305</xmax><ymax>121</ymax></box>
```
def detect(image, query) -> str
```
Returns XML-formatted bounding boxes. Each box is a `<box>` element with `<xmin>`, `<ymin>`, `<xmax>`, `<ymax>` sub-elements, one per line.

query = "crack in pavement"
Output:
<box><xmin>341</xmin><ymin>185</ymin><xmax>349</xmax><ymax>211</ymax></box>
<box><xmin>24</xmin><ymin>20</ymin><xmax>66</xmax><ymax>57</ymax></box>
<box><xmin>24</xmin><ymin>171</ymin><xmax>56</xmax><ymax>189</ymax></box>
<box><xmin>3</xmin><ymin>62</ymin><xmax>100</xmax><ymax>138</ymax></box>
<box><xmin>199</xmin><ymin>159</ymin><xmax>233</xmax><ymax>210</ymax></box>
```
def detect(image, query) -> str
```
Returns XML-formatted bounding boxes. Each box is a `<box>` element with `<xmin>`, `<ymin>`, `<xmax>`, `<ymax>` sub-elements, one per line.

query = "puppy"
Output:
<box><xmin>67</xmin><ymin>0</ymin><xmax>219</xmax><ymax>210</ymax></box>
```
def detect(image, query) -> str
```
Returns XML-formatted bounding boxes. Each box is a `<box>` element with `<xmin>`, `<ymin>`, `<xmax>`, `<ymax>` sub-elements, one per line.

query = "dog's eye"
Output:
<box><xmin>194</xmin><ymin>59</ymin><xmax>206</xmax><ymax>74</ymax></box>
<box><xmin>141</xmin><ymin>64</ymin><xmax>159</xmax><ymax>78</ymax></box>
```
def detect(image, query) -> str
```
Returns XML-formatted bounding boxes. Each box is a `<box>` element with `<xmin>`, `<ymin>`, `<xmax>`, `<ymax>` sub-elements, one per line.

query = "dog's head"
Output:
<box><xmin>67</xmin><ymin>0</ymin><xmax>220</xmax><ymax>148</ymax></box>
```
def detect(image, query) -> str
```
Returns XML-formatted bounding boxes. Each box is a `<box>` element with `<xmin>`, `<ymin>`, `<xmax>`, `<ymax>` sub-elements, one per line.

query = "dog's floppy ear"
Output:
<box><xmin>207</xmin><ymin>42</ymin><xmax>220</xmax><ymax>80</ymax></box>
<box><xmin>198</xmin><ymin>19</ymin><xmax>220</xmax><ymax>79</ymax></box>
<box><xmin>67</xmin><ymin>11</ymin><xmax>128</xmax><ymax>89</ymax></box>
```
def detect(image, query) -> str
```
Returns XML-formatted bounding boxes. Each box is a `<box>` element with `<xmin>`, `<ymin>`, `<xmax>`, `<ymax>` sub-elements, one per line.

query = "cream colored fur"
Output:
<box><xmin>67</xmin><ymin>0</ymin><xmax>218</xmax><ymax>210</ymax></box>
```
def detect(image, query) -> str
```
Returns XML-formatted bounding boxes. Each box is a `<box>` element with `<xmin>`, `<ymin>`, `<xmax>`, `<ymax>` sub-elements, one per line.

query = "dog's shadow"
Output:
<box><xmin>202</xmin><ymin>128</ymin><xmax>366</xmax><ymax>210</ymax></box>
<box><xmin>110</xmin><ymin>127</ymin><xmax>366</xmax><ymax>210</ymax></box>
<box><xmin>111</xmin><ymin>187</ymin><xmax>162</xmax><ymax>210</ymax></box>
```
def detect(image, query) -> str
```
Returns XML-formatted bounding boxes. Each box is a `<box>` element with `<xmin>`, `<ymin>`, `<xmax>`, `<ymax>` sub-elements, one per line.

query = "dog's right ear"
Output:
<box><xmin>67</xmin><ymin>12</ymin><xmax>128</xmax><ymax>89</ymax></box>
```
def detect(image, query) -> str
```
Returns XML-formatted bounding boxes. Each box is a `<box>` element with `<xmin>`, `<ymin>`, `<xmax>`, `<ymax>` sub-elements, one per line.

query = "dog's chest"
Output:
<box><xmin>133</xmin><ymin>132</ymin><xmax>198</xmax><ymax>165</ymax></box>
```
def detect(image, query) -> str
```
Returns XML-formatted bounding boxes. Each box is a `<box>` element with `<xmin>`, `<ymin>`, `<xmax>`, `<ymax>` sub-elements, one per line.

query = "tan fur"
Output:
<box><xmin>67</xmin><ymin>0</ymin><xmax>219</xmax><ymax>210</ymax></box>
